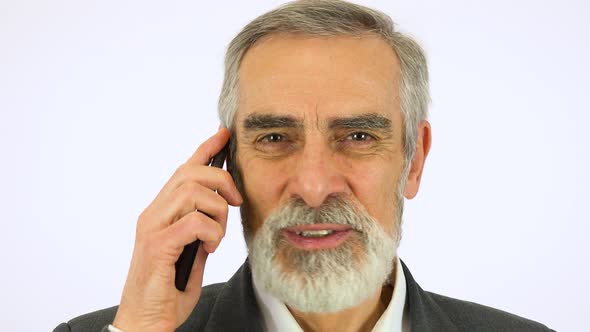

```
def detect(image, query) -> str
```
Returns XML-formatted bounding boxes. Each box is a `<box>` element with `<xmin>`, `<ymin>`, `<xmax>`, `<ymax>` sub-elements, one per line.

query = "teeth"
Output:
<box><xmin>297</xmin><ymin>230</ymin><xmax>334</xmax><ymax>238</ymax></box>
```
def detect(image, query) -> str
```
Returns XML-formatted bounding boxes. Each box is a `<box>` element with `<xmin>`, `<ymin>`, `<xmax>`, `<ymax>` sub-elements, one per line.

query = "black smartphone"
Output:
<box><xmin>174</xmin><ymin>142</ymin><xmax>229</xmax><ymax>291</ymax></box>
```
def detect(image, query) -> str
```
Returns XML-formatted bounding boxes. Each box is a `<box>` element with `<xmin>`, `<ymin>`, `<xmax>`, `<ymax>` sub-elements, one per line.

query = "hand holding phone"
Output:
<box><xmin>112</xmin><ymin>128</ymin><xmax>242</xmax><ymax>332</ymax></box>
<box><xmin>174</xmin><ymin>144</ymin><xmax>228</xmax><ymax>291</ymax></box>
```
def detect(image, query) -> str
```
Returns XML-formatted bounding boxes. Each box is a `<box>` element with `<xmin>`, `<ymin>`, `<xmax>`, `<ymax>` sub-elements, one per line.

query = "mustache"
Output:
<box><xmin>265</xmin><ymin>196</ymin><xmax>372</xmax><ymax>233</ymax></box>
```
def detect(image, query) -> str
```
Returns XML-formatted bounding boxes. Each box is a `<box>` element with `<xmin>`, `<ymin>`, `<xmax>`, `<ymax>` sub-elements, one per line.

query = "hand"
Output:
<box><xmin>112</xmin><ymin>128</ymin><xmax>242</xmax><ymax>332</ymax></box>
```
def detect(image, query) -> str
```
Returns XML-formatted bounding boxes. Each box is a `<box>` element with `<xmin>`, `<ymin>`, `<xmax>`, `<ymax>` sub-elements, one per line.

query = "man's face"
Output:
<box><xmin>232</xmin><ymin>33</ymin><xmax>406</xmax><ymax>312</ymax></box>
<box><xmin>235</xmin><ymin>33</ymin><xmax>405</xmax><ymax>240</ymax></box>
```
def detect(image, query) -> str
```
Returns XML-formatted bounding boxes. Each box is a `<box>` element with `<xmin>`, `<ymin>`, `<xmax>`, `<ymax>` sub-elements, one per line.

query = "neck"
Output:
<box><xmin>288</xmin><ymin>284</ymin><xmax>393</xmax><ymax>332</ymax></box>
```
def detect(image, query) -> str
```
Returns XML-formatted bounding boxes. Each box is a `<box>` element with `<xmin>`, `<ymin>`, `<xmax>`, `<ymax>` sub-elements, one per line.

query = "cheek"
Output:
<box><xmin>347</xmin><ymin>161</ymin><xmax>402</xmax><ymax>235</ymax></box>
<box><xmin>239</xmin><ymin>157</ymin><xmax>288</xmax><ymax>232</ymax></box>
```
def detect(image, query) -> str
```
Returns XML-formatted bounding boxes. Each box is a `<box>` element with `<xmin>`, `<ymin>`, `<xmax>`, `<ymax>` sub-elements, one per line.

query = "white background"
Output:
<box><xmin>1</xmin><ymin>0</ymin><xmax>588</xmax><ymax>331</ymax></box>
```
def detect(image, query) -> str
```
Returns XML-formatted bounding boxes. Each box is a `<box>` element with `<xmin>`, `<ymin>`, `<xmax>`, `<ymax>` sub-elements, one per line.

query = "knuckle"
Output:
<box><xmin>220</xmin><ymin>203</ymin><xmax>229</xmax><ymax>218</ymax></box>
<box><xmin>189</xmin><ymin>211</ymin><xmax>203</xmax><ymax>223</ymax></box>
<box><xmin>177</xmin><ymin>181</ymin><xmax>199</xmax><ymax>197</ymax></box>
<box><xmin>137</xmin><ymin>209</ymin><xmax>149</xmax><ymax>224</ymax></box>
<box><xmin>216</xmin><ymin>204</ymin><xmax>229</xmax><ymax>226</ymax></box>
<box><xmin>187</xmin><ymin>211</ymin><xmax>204</xmax><ymax>227</ymax></box>
<box><xmin>174</xmin><ymin>164</ymin><xmax>188</xmax><ymax>177</ymax></box>
<box><xmin>215</xmin><ymin>222</ymin><xmax>225</xmax><ymax>240</ymax></box>
<box><xmin>221</xmin><ymin>171</ymin><xmax>234</xmax><ymax>187</ymax></box>
<box><xmin>211</xmin><ymin>222</ymin><xmax>225</xmax><ymax>242</ymax></box>
<box><xmin>135</xmin><ymin>212</ymin><xmax>150</xmax><ymax>233</ymax></box>
<box><xmin>174</xmin><ymin>164</ymin><xmax>198</xmax><ymax>183</ymax></box>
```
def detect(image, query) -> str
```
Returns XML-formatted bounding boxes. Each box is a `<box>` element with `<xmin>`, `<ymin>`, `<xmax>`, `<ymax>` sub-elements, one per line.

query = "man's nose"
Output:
<box><xmin>285</xmin><ymin>138</ymin><xmax>350</xmax><ymax>208</ymax></box>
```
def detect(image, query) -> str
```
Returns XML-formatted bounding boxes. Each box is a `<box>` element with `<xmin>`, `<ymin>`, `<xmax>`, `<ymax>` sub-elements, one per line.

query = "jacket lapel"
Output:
<box><xmin>401</xmin><ymin>260</ymin><xmax>459</xmax><ymax>332</ymax></box>
<box><xmin>204</xmin><ymin>259</ymin><xmax>265</xmax><ymax>332</ymax></box>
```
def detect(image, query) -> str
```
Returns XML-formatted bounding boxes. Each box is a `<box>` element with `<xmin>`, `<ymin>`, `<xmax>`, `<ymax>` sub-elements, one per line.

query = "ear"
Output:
<box><xmin>404</xmin><ymin>120</ymin><xmax>432</xmax><ymax>199</ymax></box>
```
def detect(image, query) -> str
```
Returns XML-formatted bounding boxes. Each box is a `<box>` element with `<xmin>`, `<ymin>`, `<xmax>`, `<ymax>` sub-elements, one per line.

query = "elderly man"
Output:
<box><xmin>54</xmin><ymin>1</ymin><xmax>553</xmax><ymax>331</ymax></box>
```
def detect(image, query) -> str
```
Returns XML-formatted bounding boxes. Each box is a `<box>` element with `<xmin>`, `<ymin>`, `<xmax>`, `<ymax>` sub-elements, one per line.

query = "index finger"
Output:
<box><xmin>187</xmin><ymin>127</ymin><xmax>231</xmax><ymax>166</ymax></box>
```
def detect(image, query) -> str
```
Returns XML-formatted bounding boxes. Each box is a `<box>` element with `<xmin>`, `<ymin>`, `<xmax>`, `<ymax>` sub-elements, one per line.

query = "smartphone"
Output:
<box><xmin>174</xmin><ymin>142</ymin><xmax>229</xmax><ymax>291</ymax></box>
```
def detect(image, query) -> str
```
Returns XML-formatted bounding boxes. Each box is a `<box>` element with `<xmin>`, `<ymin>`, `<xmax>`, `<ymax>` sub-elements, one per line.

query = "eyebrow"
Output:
<box><xmin>243</xmin><ymin>114</ymin><xmax>302</xmax><ymax>130</ymax></box>
<box><xmin>328</xmin><ymin>113</ymin><xmax>392</xmax><ymax>131</ymax></box>
<box><xmin>242</xmin><ymin>112</ymin><xmax>393</xmax><ymax>133</ymax></box>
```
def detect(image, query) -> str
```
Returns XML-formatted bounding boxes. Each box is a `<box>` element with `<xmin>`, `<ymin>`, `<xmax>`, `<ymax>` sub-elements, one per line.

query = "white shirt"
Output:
<box><xmin>253</xmin><ymin>257</ymin><xmax>410</xmax><ymax>332</ymax></box>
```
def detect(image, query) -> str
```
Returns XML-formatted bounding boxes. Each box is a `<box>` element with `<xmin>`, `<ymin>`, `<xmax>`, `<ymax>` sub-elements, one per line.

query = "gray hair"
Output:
<box><xmin>218</xmin><ymin>0</ymin><xmax>429</xmax><ymax>169</ymax></box>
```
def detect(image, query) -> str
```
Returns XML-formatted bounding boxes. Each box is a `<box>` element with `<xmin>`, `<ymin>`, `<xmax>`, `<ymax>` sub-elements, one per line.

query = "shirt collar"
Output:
<box><xmin>252</xmin><ymin>257</ymin><xmax>408</xmax><ymax>332</ymax></box>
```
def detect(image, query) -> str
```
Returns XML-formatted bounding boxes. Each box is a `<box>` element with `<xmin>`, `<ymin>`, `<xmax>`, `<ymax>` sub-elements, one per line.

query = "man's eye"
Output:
<box><xmin>255</xmin><ymin>133</ymin><xmax>294</xmax><ymax>155</ymax></box>
<box><xmin>346</xmin><ymin>132</ymin><xmax>373</xmax><ymax>141</ymax></box>
<box><xmin>259</xmin><ymin>133</ymin><xmax>284</xmax><ymax>143</ymax></box>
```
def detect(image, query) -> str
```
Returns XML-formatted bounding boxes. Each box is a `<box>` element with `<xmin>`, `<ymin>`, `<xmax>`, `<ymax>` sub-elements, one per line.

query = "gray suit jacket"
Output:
<box><xmin>54</xmin><ymin>260</ymin><xmax>554</xmax><ymax>331</ymax></box>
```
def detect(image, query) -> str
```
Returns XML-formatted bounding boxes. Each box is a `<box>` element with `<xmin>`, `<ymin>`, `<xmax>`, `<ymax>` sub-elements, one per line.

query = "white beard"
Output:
<box><xmin>247</xmin><ymin>196</ymin><xmax>399</xmax><ymax>313</ymax></box>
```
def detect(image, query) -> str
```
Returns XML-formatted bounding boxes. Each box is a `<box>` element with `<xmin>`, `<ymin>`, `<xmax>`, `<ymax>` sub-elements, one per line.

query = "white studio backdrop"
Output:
<box><xmin>1</xmin><ymin>0</ymin><xmax>588</xmax><ymax>331</ymax></box>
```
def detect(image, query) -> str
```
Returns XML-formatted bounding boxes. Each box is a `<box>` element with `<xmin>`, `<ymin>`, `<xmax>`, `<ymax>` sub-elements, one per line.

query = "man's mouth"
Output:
<box><xmin>282</xmin><ymin>223</ymin><xmax>353</xmax><ymax>250</ymax></box>
<box><xmin>295</xmin><ymin>229</ymin><xmax>335</xmax><ymax>237</ymax></box>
